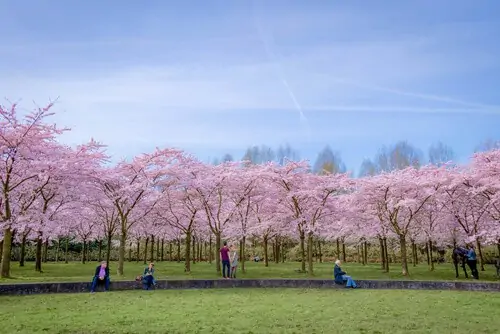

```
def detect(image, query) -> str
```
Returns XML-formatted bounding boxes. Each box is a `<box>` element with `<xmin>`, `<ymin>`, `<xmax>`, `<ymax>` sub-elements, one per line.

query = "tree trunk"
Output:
<box><xmin>314</xmin><ymin>240</ymin><xmax>318</xmax><ymax>263</ymax></box>
<box><xmin>215</xmin><ymin>233</ymin><xmax>221</xmax><ymax>273</ymax></box>
<box><xmin>98</xmin><ymin>240</ymin><xmax>103</xmax><ymax>262</ymax></box>
<box><xmin>239</xmin><ymin>239</ymin><xmax>243</xmax><ymax>266</ymax></box>
<box><xmin>299</xmin><ymin>230</ymin><xmax>306</xmax><ymax>272</ymax></box>
<box><xmin>476</xmin><ymin>238</ymin><xmax>485</xmax><ymax>271</ymax></box>
<box><xmin>161</xmin><ymin>239</ymin><xmax>164</xmax><ymax>261</ymax></box>
<box><xmin>81</xmin><ymin>240</ymin><xmax>87</xmax><ymax>264</ymax></box>
<box><xmin>399</xmin><ymin>234</ymin><xmax>409</xmax><ymax>276</ymax></box>
<box><xmin>425</xmin><ymin>242</ymin><xmax>430</xmax><ymax>266</ymax></box>
<box><xmin>191</xmin><ymin>235</ymin><xmax>196</xmax><ymax>264</ymax></box>
<box><xmin>274</xmin><ymin>238</ymin><xmax>280</xmax><ymax>264</ymax></box>
<box><xmin>209</xmin><ymin>235</ymin><xmax>212</xmax><ymax>264</ymax></box>
<box><xmin>35</xmin><ymin>235</ymin><xmax>43</xmax><ymax>272</ymax></box>
<box><xmin>0</xmin><ymin>228</ymin><xmax>13</xmax><ymax>278</ymax></box>
<box><xmin>240</xmin><ymin>236</ymin><xmax>246</xmax><ymax>273</ymax></box>
<box><xmin>198</xmin><ymin>239</ymin><xmax>202</xmax><ymax>261</ymax></box>
<box><xmin>86</xmin><ymin>240</ymin><xmax>91</xmax><ymax>262</ymax></box>
<box><xmin>497</xmin><ymin>240</ymin><xmax>500</xmax><ymax>257</ymax></box>
<box><xmin>0</xmin><ymin>239</ymin><xmax>3</xmax><ymax>270</ymax></box>
<box><xmin>307</xmin><ymin>232</ymin><xmax>314</xmax><ymax>276</ymax></box>
<box><xmin>379</xmin><ymin>237</ymin><xmax>385</xmax><ymax>270</ymax></box>
<box><xmin>360</xmin><ymin>243</ymin><xmax>364</xmax><ymax>265</ymax></box>
<box><xmin>176</xmin><ymin>239</ymin><xmax>181</xmax><ymax>263</ymax></box>
<box><xmin>411</xmin><ymin>241</ymin><xmax>416</xmax><ymax>267</ymax></box>
<box><xmin>342</xmin><ymin>240</ymin><xmax>346</xmax><ymax>262</ymax></box>
<box><xmin>383</xmin><ymin>237</ymin><xmax>389</xmax><ymax>272</ymax></box>
<box><xmin>337</xmin><ymin>238</ymin><xmax>340</xmax><ymax>260</ymax></box>
<box><xmin>150</xmin><ymin>235</ymin><xmax>155</xmax><ymax>263</ymax></box>
<box><xmin>185</xmin><ymin>231</ymin><xmax>192</xmax><ymax>272</ymax></box>
<box><xmin>263</xmin><ymin>236</ymin><xmax>269</xmax><ymax>267</ymax></box>
<box><xmin>64</xmin><ymin>237</ymin><xmax>69</xmax><ymax>264</ymax></box>
<box><xmin>42</xmin><ymin>238</ymin><xmax>49</xmax><ymax>263</ymax></box>
<box><xmin>272</xmin><ymin>239</ymin><xmax>276</xmax><ymax>262</ymax></box>
<box><xmin>428</xmin><ymin>240</ymin><xmax>434</xmax><ymax>271</ymax></box>
<box><xmin>198</xmin><ymin>241</ymin><xmax>201</xmax><ymax>262</ymax></box>
<box><xmin>169</xmin><ymin>242</ymin><xmax>172</xmax><ymax>261</ymax></box>
<box><xmin>117</xmin><ymin>231</ymin><xmax>126</xmax><ymax>276</ymax></box>
<box><xmin>19</xmin><ymin>235</ymin><xmax>27</xmax><ymax>267</ymax></box>
<box><xmin>55</xmin><ymin>238</ymin><xmax>61</xmax><ymax>263</ymax></box>
<box><xmin>281</xmin><ymin>241</ymin><xmax>286</xmax><ymax>263</ymax></box>
<box><xmin>414</xmin><ymin>242</ymin><xmax>419</xmax><ymax>265</ymax></box>
<box><xmin>156</xmin><ymin>237</ymin><xmax>160</xmax><ymax>260</ymax></box>
<box><xmin>364</xmin><ymin>241</ymin><xmax>368</xmax><ymax>264</ymax></box>
<box><xmin>136</xmin><ymin>239</ymin><xmax>140</xmax><ymax>263</ymax></box>
<box><xmin>318</xmin><ymin>240</ymin><xmax>323</xmax><ymax>263</ymax></box>
<box><xmin>106</xmin><ymin>234</ymin><xmax>113</xmax><ymax>265</ymax></box>
<box><xmin>143</xmin><ymin>237</ymin><xmax>149</xmax><ymax>264</ymax></box>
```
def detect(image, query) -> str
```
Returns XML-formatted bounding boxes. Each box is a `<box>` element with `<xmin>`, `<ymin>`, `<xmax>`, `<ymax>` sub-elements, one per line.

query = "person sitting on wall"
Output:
<box><xmin>142</xmin><ymin>262</ymin><xmax>156</xmax><ymax>290</ymax></box>
<box><xmin>90</xmin><ymin>261</ymin><xmax>110</xmax><ymax>293</ymax></box>
<box><xmin>334</xmin><ymin>259</ymin><xmax>358</xmax><ymax>289</ymax></box>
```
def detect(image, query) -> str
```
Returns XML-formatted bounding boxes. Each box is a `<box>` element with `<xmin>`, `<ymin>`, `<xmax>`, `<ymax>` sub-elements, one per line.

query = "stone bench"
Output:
<box><xmin>1</xmin><ymin>279</ymin><xmax>499</xmax><ymax>296</ymax></box>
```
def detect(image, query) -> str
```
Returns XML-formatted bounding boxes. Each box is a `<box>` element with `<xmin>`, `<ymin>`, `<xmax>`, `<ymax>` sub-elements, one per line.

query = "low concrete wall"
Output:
<box><xmin>1</xmin><ymin>279</ymin><xmax>499</xmax><ymax>296</ymax></box>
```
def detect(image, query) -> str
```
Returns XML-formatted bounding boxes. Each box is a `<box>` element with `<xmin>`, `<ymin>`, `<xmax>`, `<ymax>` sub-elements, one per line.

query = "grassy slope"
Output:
<box><xmin>0</xmin><ymin>260</ymin><xmax>499</xmax><ymax>284</ymax></box>
<box><xmin>1</xmin><ymin>288</ymin><xmax>499</xmax><ymax>333</ymax></box>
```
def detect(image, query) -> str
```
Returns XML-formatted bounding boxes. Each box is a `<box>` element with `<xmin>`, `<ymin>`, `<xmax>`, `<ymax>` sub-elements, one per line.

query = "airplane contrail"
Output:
<box><xmin>312</xmin><ymin>74</ymin><xmax>500</xmax><ymax>112</ymax></box>
<box><xmin>252</xmin><ymin>0</ymin><xmax>311</xmax><ymax>138</ymax></box>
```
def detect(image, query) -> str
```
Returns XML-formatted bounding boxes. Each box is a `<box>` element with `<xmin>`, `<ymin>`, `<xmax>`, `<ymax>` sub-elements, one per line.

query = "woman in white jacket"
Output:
<box><xmin>230</xmin><ymin>244</ymin><xmax>239</xmax><ymax>278</ymax></box>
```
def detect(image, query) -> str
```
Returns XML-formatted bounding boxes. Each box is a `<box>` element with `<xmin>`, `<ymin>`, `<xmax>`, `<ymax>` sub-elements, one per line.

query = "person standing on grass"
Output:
<box><xmin>220</xmin><ymin>241</ymin><xmax>231</xmax><ymax>279</ymax></box>
<box><xmin>334</xmin><ymin>260</ymin><xmax>358</xmax><ymax>289</ymax></box>
<box><xmin>466</xmin><ymin>244</ymin><xmax>479</xmax><ymax>279</ymax></box>
<box><xmin>90</xmin><ymin>261</ymin><xmax>110</xmax><ymax>293</ymax></box>
<box><xmin>230</xmin><ymin>244</ymin><xmax>239</xmax><ymax>278</ymax></box>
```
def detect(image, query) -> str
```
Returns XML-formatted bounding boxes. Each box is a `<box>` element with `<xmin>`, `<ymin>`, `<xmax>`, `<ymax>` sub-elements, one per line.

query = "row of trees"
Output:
<box><xmin>1</xmin><ymin>103</ymin><xmax>499</xmax><ymax>279</ymax></box>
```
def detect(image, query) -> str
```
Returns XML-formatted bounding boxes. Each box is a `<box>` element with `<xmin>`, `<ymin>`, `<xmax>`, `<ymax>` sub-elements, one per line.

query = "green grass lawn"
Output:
<box><xmin>0</xmin><ymin>260</ymin><xmax>499</xmax><ymax>284</ymax></box>
<box><xmin>0</xmin><ymin>288</ymin><xmax>499</xmax><ymax>333</ymax></box>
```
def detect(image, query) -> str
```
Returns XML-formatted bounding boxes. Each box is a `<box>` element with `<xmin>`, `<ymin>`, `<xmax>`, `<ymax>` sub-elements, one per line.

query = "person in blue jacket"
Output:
<box><xmin>466</xmin><ymin>244</ymin><xmax>479</xmax><ymax>279</ymax></box>
<box><xmin>334</xmin><ymin>259</ymin><xmax>358</xmax><ymax>288</ymax></box>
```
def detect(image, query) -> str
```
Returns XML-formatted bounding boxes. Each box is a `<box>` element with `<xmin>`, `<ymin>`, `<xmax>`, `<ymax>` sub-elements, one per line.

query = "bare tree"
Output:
<box><xmin>428</xmin><ymin>142</ymin><xmax>455</xmax><ymax>166</ymax></box>
<box><xmin>313</xmin><ymin>145</ymin><xmax>346</xmax><ymax>174</ymax></box>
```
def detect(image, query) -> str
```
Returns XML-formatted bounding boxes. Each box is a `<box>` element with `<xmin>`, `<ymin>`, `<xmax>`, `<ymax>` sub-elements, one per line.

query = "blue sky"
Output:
<box><xmin>1</xmin><ymin>0</ymin><xmax>500</xmax><ymax>173</ymax></box>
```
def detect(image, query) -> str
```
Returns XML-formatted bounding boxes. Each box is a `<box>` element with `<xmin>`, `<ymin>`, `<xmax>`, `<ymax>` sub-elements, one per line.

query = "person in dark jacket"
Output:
<box><xmin>334</xmin><ymin>260</ymin><xmax>357</xmax><ymax>288</ymax></box>
<box><xmin>90</xmin><ymin>261</ymin><xmax>110</xmax><ymax>293</ymax></box>
<box><xmin>142</xmin><ymin>262</ymin><xmax>156</xmax><ymax>290</ymax></box>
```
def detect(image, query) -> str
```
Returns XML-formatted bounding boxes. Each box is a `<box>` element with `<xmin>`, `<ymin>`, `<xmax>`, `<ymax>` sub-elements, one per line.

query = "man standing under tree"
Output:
<box><xmin>220</xmin><ymin>241</ymin><xmax>230</xmax><ymax>279</ymax></box>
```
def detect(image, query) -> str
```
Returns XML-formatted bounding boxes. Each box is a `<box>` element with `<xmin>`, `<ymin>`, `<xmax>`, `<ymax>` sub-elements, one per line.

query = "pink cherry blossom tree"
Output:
<box><xmin>470</xmin><ymin>149</ymin><xmax>500</xmax><ymax>255</ymax></box>
<box><xmin>441</xmin><ymin>167</ymin><xmax>490</xmax><ymax>270</ymax></box>
<box><xmin>357</xmin><ymin>166</ymin><xmax>441</xmax><ymax>275</ymax></box>
<box><xmin>96</xmin><ymin>148</ymin><xmax>184</xmax><ymax>275</ymax></box>
<box><xmin>155</xmin><ymin>184</ymin><xmax>198</xmax><ymax>272</ymax></box>
<box><xmin>248</xmin><ymin>179</ymin><xmax>284</xmax><ymax>267</ymax></box>
<box><xmin>191</xmin><ymin>161</ymin><xmax>247</xmax><ymax>273</ymax></box>
<box><xmin>266</xmin><ymin>160</ymin><xmax>353</xmax><ymax>275</ymax></box>
<box><xmin>0</xmin><ymin>101</ymin><xmax>68</xmax><ymax>277</ymax></box>
<box><xmin>225</xmin><ymin>164</ymin><xmax>262</xmax><ymax>272</ymax></box>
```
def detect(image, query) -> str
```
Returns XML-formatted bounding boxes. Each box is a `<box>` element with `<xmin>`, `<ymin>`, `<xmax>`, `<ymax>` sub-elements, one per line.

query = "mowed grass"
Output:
<box><xmin>0</xmin><ymin>260</ymin><xmax>499</xmax><ymax>284</ymax></box>
<box><xmin>0</xmin><ymin>288</ymin><xmax>499</xmax><ymax>333</ymax></box>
